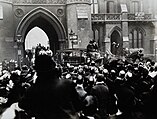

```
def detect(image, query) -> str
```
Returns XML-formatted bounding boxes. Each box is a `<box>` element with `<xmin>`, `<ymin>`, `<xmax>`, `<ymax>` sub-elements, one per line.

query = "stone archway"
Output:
<box><xmin>15</xmin><ymin>7</ymin><xmax>66</xmax><ymax>57</ymax></box>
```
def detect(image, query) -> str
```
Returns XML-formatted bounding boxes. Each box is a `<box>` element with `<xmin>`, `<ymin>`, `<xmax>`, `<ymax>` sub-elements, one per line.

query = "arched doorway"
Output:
<box><xmin>25</xmin><ymin>27</ymin><xmax>49</xmax><ymax>50</ymax></box>
<box><xmin>24</xmin><ymin>16</ymin><xmax>59</xmax><ymax>54</ymax></box>
<box><xmin>15</xmin><ymin>7</ymin><xmax>66</xmax><ymax>58</ymax></box>
<box><xmin>111</xmin><ymin>30</ymin><xmax>122</xmax><ymax>55</ymax></box>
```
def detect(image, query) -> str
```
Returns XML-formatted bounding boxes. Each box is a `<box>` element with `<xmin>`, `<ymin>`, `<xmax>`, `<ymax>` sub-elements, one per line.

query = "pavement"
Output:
<box><xmin>0</xmin><ymin>103</ymin><xmax>155</xmax><ymax>119</ymax></box>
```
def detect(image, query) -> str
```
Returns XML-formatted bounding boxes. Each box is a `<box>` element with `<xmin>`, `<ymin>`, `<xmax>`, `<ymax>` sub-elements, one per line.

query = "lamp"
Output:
<box><xmin>69</xmin><ymin>29</ymin><xmax>78</xmax><ymax>49</ymax></box>
<box><xmin>16</xmin><ymin>34</ymin><xmax>22</xmax><ymax>68</ymax></box>
<box><xmin>16</xmin><ymin>34</ymin><xmax>22</xmax><ymax>44</ymax></box>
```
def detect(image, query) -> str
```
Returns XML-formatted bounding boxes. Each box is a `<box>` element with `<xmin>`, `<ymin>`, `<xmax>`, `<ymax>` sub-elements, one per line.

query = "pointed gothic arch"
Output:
<box><xmin>15</xmin><ymin>7</ymin><xmax>67</xmax><ymax>56</ymax></box>
<box><xmin>131</xmin><ymin>26</ymin><xmax>146</xmax><ymax>36</ymax></box>
<box><xmin>108</xmin><ymin>26</ymin><xmax>122</xmax><ymax>38</ymax></box>
<box><xmin>109</xmin><ymin>26</ymin><xmax>122</xmax><ymax>55</ymax></box>
<box><xmin>15</xmin><ymin>7</ymin><xmax>66</xmax><ymax>42</ymax></box>
<box><xmin>129</xmin><ymin>26</ymin><xmax>146</xmax><ymax>48</ymax></box>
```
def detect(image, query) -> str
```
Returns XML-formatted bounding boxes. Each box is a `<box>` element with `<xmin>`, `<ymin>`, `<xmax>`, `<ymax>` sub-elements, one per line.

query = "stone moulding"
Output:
<box><xmin>13</xmin><ymin>0</ymin><xmax>66</xmax><ymax>4</ymax></box>
<box><xmin>13</xmin><ymin>0</ymin><xmax>90</xmax><ymax>4</ymax></box>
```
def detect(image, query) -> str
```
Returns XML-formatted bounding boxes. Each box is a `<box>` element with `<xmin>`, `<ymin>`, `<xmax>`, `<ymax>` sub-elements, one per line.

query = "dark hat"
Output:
<box><xmin>21</xmin><ymin>65</ymin><xmax>28</xmax><ymax>71</ymax></box>
<box><xmin>34</xmin><ymin>54</ymin><xmax>56</xmax><ymax>72</ymax></box>
<box><xmin>89</xmin><ymin>39</ymin><xmax>95</xmax><ymax>44</ymax></box>
<box><xmin>96</xmin><ymin>74</ymin><xmax>104</xmax><ymax>82</ymax></box>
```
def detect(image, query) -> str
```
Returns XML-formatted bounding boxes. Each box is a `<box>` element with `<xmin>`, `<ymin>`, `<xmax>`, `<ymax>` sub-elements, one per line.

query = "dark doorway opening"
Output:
<box><xmin>111</xmin><ymin>30</ymin><xmax>122</xmax><ymax>55</ymax></box>
<box><xmin>24</xmin><ymin>17</ymin><xmax>59</xmax><ymax>55</ymax></box>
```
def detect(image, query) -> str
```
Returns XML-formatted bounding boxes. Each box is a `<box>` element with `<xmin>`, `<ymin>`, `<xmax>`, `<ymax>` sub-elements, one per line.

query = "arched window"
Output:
<box><xmin>132</xmin><ymin>1</ymin><xmax>140</xmax><ymax>13</ymax></box>
<box><xmin>138</xmin><ymin>32</ymin><xmax>142</xmax><ymax>48</ymax></box>
<box><xmin>107</xmin><ymin>1</ymin><xmax>115</xmax><ymax>13</ymax></box>
<box><xmin>133</xmin><ymin>29</ymin><xmax>137</xmax><ymax>48</ymax></box>
<box><xmin>92</xmin><ymin>28</ymin><xmax>99</xmax><ymax>45</ymax></box>
<box><xmin>129</xmin><ymin>27</ymin><xmax>144</xmax><ymax>48</ymax></box>
<box><xmin>94</xmin><ymin>29</ymin><xmax>99</xmax><ymax>42</ymax></box>
<box><xmin>91</xmin><ymin>0</ymin><xmax>98</xmax><ymax>14</ymax></box>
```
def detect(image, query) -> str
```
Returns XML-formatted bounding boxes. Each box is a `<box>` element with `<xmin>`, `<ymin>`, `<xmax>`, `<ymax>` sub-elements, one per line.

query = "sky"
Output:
<box><xmin>25</xmin><ymin>27</ymin><xmax>49</xmax><ymax>49</ymax></box>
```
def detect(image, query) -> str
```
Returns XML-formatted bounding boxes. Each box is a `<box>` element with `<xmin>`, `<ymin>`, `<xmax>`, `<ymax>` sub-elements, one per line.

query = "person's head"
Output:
<box><xmin>76</xmin><ymin>75</ymin><xmax>83</xmax><ymax>84</ymax></box>
<box><xmin>21</xmin><ymin>65</ymin><xmax>28</xmax><ymax>71</ymax></box>
<box><xmin>126</xmin><ymin>64</ymin><xmax>133</xmax><ymax>71</ymax></box>
<box><xmin>65</xmin><ymin>73</ymin><xmax>72</xmax><ymax>80</ymax></box>
<box><xmin>110</xmin><ymin>69</ymin><xmax>116</xmax><ymax>78</ymax></box>
<box><xmin>21</xmin><ymin>65</ymin><xmax>29</xmax><ymax>77</ymax></box>
<box><xmin>90</xmin><ymin>67</ymin><xmax>95</xmax><ymax>74</ymax></box>
<box><xmin>91</xmin><ymin>61</ymin><xmax>95</xmax><ymax>66</ymax></box>
<box><xmin>119</xmin><ymin>70</ymin><xmax>125</xmax><ymax>78</ymax></box>
<box><xmin>47</xmin><ymin>46</ymin><xmax>50</xmax><ymax>50</ymax></box>
<box><xmin>78</xmin><ymin>68</ymin><xmax>84</xmax><ymax>75</ymax></box>
<box><xmin>142</xmin><ymin>68</ymin><xmax>149</xmax><ymax>77</ymax></box>
<box><xmin>139</xmin><ymin>49</ymin><xmax>143</xmax><ymax>53</ymax></box>
<box><xmin>103</xmin><ymin>69</ymin><xmax>109</xmax><ymax>77</ymax></box>
<box><xmin>34</xmin><ymin>52</ymin><xmax>56</xmax><ymax>74</ymax></box>
<box><xmin>11</xmin><ymin>70</ymin><xmax>21</xmax><ymax>84</ymax></box>
<box><xmin>125</xmin><ymin>72</ymin><xmax>133</xmax><ymax>83</ymax></box>
<box><xmin>89</xmin><ymin>39</ymin><xmax>94</xmax><ymax>44</ymax></box>
<box><xmin>96</xmin><ymin>74</ymin><xmax>104</xmax><ymax>82</ymax></box>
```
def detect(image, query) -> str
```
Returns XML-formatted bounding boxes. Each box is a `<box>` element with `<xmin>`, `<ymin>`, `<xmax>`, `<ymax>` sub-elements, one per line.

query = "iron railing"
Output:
<box><xmin>92</xmin><ymin>13</ymin><xmax>153</xmax><ymax>22</ymax></box>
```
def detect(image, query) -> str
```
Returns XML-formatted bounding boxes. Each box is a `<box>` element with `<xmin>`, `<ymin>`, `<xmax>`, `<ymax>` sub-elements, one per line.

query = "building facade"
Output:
<box><xmin>0</xmin><ymin>0</ymin><xmax>156</xmax><ymax>62</ymax></box>
<box><xmin>91</xmin><ymin>0</ymin><xmax>157</xmax><ymax>57</ymax></box>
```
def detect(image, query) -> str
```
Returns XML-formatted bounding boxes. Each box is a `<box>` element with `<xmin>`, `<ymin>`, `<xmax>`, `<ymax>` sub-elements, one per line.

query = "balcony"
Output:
<box><xmin>91</xmin><ymin>13</ymin><xmax>121</xmax><ymax>22</ymax></box>
<box><xmin>91</xmin><ymin>13</ymin><xmax>155</xmax><ymax>22</ymax></box>
<box><xmin>128</xmin><ymin>13</ymin><xmax>152</xmax><ymax>21</ymax></box>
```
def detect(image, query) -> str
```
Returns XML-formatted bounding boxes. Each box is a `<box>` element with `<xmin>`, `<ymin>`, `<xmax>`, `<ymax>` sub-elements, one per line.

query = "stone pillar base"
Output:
<box><xmin>123</xmin><ymin>36</ymin><xmax>129</xmax><ymax>47</ymax></box>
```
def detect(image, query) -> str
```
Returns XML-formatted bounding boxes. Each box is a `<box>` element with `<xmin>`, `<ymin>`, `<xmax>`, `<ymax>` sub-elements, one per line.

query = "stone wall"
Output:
<box><xmin>66</xmin><ymin>2</ymin><xmax>92</xmax><ymax>49</ymax></box>
<box><xmin>0</xmin><ymin>1</ymin><xmax>16</xmax><ymax>62</ymax></box>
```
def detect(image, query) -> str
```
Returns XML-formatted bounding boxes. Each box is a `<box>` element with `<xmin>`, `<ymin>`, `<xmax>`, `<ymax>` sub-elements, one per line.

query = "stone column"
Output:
<box><xmin>121</xmin><ymin>11</ymin><xmax>129</xmax><ymax>49</ymax></box>
<box><xmin>0</xmin><ymin>1</ymin><xmax>16</xmax><ymax>61</ymax></box>
<box><xmin>104</xmin><ymin>24</ymin><xmax>111</xmax><ymax>54</ymax></box>
<box><xmin>66</xmin><ymin>0</ymin><xmax>92</xmax><ymax>49</ymax></box>
<box><xmin>99</xmin><ymin>25</ymin><xmax>104</xmax><ymax>51</ymax></box>
<box><xmin>104</xmin><ymin>37</ymin><xmax>111</xmax><ymax>54</ymax></box>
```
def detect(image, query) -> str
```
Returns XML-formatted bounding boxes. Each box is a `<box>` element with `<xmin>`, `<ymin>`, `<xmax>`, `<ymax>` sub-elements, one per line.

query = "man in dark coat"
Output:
<box><xmin>91</xmin><ymin>74</ymin><xmax>109</xmax><ymax>119</ymax></box>
<box><xmin>115</xmin><ymin>71</ymin><xmax>136</xmax><ymax>119</ymax></box>
<box><xmin>18</xmin><ymin>53</ymin><xmax>83</xmax><ymax>119</ymax></box>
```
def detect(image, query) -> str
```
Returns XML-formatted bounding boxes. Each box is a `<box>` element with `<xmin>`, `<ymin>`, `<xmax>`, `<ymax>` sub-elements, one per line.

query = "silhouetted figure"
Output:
<box><xmin>87</xmin><ymin>39</ymin><xmax>98</xmax><ymax>60</ymax></box>
<box><xmin>91</xmin><ymin>74</ymin><xmax>109</xmax><ymax>119</ymax></box>
<box><xmin>19</xmin><ymin>52</ymin><xmax>83</xmax><ymax>119</ymax></box>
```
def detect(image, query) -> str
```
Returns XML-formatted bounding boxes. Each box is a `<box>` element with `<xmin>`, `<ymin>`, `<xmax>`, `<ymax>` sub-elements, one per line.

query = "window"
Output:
<box><xmin>133</xmin><ymin>30</ymin><xmax>137</xmax><ymax>48</ymax></box>
<box><xmin>94</xmin><ymin>29</ymin><xmax>99</xmax><ymax>42</ymax></box>
<box><xmin>107</xmin><ymin>1</ymin><xmax>115</xmax><ymax>13</ymax></box>
<box><xmin>91</xmin><ymin>0</ymin><xmax>98</xmax><ymax>14</ymax></box>
<box><xmin>0</xmin><ymin>5</ymin><xmax>3</xmax><ymax>20</ymax></box>
<box><xmin>120</xmin><ymin>4</ymin><xmax>128</xmax><ymax>13</ymax></box>
<box><xmin>92</xmin><ymin>28</ymin><xmax>99</xmax><ymax>45</ymax></box>
<box><xmin>129</xmin><ymin>27</ymin><xmax>144</xmax><ymax>48</ymax></box>
<box><xmin>132</xmin><ymin>1</ymin><xmax>139</xmax><ymax>13</ymax></box>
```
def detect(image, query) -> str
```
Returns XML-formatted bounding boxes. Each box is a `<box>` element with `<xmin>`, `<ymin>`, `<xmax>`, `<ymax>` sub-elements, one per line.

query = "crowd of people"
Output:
<box><xmin>0</xmin><ymin>43</ymin><xmax>157</xmax><ymax>119</ymax></box>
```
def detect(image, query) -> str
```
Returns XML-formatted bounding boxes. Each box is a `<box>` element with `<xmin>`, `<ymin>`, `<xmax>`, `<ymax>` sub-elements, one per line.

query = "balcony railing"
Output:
<box><xmin>92</xmin><ymin>13</ymin><xmax>154</xmax><ymax>22</ymax></box>
<box><xmin>106</xmin><ymin>13</ymin><xmax>121</xmax><ymax>21</ymax></box>
<box><xmin>128</xmin><ymin>13</ymin><xmax>152</xmax><ymax>21</ymax></box>
<box><xmin>91</xmin><ymin>13</ymin><xmax>121</xmax><ymax>21</ymax></box>
<box><xmin>91</xmin><ymin>14</ymin><xmax>106</xmax><ymax>21</ymax></box>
